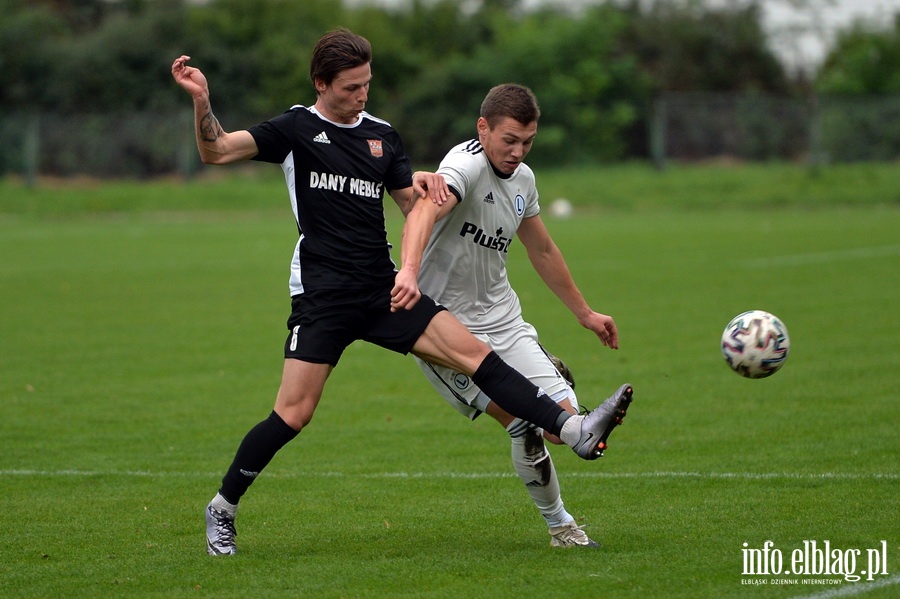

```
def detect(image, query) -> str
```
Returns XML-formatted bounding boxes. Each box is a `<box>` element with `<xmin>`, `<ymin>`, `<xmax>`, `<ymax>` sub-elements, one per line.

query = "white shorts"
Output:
<box><xmin>415</xmin><ymin>319</ymin><xmax>573</xmax><ymax>420</ymax></box>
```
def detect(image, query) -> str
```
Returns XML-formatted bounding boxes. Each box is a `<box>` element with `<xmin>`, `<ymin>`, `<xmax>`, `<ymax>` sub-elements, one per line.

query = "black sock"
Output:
<box><xmin>219</xmin><ymin>411</ymin><xmax>299</xmax><ymax>504</ymax></box>
<box><xmin>472</xmin><ymin>351</ymin><xmax>570</xmax><ymax>436</ymax></box>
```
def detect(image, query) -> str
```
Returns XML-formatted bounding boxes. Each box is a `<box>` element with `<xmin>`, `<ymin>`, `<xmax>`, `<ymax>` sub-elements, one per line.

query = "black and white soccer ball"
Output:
<box><xmin>721</xmin><ymin>310</ymin><xmax>790</xmax><ymax>379</ymax></box>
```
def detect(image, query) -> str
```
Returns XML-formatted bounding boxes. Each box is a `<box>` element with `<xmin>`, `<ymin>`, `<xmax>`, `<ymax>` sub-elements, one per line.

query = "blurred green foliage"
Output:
<box><xmin>1</xmin><ymin>0</ymin><xmax>897</xmax><ymax>167</ymax></box>
<box><xmin>817</xmin><ymin>13</ymin><xmax>900</xmax><ymax>95</ymax></box>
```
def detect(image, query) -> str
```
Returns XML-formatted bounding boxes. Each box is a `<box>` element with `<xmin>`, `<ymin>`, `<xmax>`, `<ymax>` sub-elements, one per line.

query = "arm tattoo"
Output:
<box><xmin>199</xmin><ymin>110</ymin><xmax>224</xmax><ymax>143</ymax></box>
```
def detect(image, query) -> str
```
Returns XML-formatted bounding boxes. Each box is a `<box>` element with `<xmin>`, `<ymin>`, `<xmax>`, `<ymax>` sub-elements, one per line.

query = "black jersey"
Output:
<box><xmin>249</xmin><ymin>106</ymin><xmax>413</xmax><ymax>294</ymax></box>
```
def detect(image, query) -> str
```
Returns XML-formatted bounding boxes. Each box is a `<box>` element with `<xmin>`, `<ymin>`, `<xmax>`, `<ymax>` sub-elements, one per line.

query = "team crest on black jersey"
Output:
<box><xmin>367</xmin><ymin>139</ymin><xmax>383</xmax><ymax>157</ymax></box>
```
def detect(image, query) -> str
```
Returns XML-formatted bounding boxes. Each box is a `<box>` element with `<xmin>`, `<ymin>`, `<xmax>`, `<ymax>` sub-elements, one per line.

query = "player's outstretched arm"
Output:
<box><xmin>171</xmin><ymin>55</ymin><xmax>258</xmax><ymax>165</ymax></box>
<box><xmin>390</xmin><ymin>189</ymin><xmax>457</xmax><ymax>312</ymax></box>
<box><xmin>518</xmin><ymin>215</ymin><xmax>619</xmax><ymax>349</ymax></box>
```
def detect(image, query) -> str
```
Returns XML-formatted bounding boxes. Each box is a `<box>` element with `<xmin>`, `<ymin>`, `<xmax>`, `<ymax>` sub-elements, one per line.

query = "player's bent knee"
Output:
<box><xmin>273</xmin><ymin>391</ymin><xmax>320</xmax><ymax>430</ymax></box>
<box><xmin>274</xmin><ymin>405</ymin><xmax>314</xmax><ymax>431</ymax></box>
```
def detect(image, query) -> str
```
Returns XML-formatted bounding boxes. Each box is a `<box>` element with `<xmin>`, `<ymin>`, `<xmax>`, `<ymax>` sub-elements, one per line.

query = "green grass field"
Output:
<box><xmin>1</xmin><ymin>164</ymin><xmax>898</xmax><ymax>598</ymax></box>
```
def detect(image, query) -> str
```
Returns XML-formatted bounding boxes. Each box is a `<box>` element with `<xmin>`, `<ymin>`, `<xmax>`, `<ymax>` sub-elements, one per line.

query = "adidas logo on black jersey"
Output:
<box><xmin>313</xmin><ymin>131</ymin><xmax>331</xmax><ymax>144</ymax></box>
<box><xmin>483</xmin><ymin>192</ymin><xmax>494</xmax><ymax>204</ymax></box>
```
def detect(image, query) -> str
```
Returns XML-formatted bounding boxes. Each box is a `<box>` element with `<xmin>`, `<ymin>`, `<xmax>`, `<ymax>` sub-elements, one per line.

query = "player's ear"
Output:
<box><xmin>476</xmin><ymin>117</ymin><xmax>490</xmax><ymax>137</ymax></box>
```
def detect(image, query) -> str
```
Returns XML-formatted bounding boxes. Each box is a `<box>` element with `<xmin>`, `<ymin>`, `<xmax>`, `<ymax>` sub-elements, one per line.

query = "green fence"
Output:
<box><xmin>650</xmin><ymin>93</ymin><xmax>900</xmax><ymax>167</ymax></box>
<box><xmin>2</xmin><ymin>94</ymin><xmax>898</xmax><ymax>181</ymax></box>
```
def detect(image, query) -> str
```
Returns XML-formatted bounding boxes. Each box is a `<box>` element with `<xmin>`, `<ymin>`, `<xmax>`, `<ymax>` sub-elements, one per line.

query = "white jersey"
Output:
<box><xmin>417</xmin><ymin>139</ymin><xmax>540</xmax><ymax>335</ymax></box>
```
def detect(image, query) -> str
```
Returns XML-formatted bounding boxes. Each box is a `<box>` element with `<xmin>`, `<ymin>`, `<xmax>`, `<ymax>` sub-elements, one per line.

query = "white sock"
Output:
<box><xmin>559</xmin><ymin>414</ymin><xmax>584</xmax><ymax>447</ymax></box>
<box><xmin>546</xmin><ymin>507</ymin><xmax>576</xmax><ymax>529</ymax></box>
<box><xmin>209</xmin><ymin>492</ymin><xmax>238</xmax><ymax>516</ymax></box>
<box><xmin>510</xmin><ymin>426</ymin><xmax>568</xmax><ymax>526</ymax></box>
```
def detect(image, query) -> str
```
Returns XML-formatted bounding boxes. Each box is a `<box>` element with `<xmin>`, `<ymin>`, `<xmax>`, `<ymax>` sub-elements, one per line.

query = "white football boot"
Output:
<box><xmin>206</xmin><ymin>503</ymin><xmax>237</xmax><ymax>556</ymax></box>
<box><xmin>549</xmin><ymin>521</ymin><xmax>600</xmax><ymax>548</ymax></box>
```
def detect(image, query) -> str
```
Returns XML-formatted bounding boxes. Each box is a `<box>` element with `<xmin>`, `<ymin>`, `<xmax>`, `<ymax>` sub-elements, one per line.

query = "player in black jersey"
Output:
<box><xmin>172</xmin><ymin>28</ymin><xmax>623</xmax><ymax>556</ymax></box>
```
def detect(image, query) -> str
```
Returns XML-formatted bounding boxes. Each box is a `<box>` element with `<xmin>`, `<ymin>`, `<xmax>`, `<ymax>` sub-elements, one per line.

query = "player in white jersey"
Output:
<box><xmin>403</xmin><ymin>84</ymin><xmax>634</xmax><ymax>548</ymax></box>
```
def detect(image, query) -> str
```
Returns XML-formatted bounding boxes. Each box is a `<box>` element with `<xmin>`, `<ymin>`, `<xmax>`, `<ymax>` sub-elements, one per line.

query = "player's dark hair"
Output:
<box><xmin>480</xmin><ymin>84</ymin><xmax>540</xmax><ymax>128</ymax></box>
<box><xmin>309</xmin><ymin>28</ymin><xmax>372</xmax><ymax>91</ymax></box>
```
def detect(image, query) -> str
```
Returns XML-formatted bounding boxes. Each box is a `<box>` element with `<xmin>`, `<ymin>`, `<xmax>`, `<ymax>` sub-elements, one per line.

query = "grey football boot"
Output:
<box><xmin>571</xmin><ymin>383</ymin><xmax>633</xmax><ymax>460</ymax></box>
<box><xmin>544</xmin><ymin>348</ymin><xmax>576</xmax><ymax>390</ymax></box>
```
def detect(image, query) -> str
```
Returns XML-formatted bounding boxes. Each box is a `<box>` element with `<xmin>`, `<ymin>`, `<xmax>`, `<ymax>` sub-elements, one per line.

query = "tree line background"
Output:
<box><xmin>2</xmin><ymin>0</ymin><xmax>898</xmax><ymax>175</ymax></box>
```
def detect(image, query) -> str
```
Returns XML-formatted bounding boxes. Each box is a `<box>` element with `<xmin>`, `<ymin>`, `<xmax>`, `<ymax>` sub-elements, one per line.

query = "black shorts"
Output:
<box><xmin>284</xmin><ymin>282</ymin><xmax>446</xmax><ymax>366</ymax></box>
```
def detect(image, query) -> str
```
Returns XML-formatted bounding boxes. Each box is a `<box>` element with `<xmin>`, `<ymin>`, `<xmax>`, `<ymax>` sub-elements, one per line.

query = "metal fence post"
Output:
<box><xmin>808</xmin><ymin>94</ymin><xmax>825</xmax><ymax>172</ymax></box>
<box><xmin>24</xmin><ymin>113</ymin><xmax>40</xmax><ymax>187</ymax></box>
<box><xmin>650</xmin><ymin>97</ymin><xmax>667</xmax><ymax>171</ymax></box>
<box><xmin>177</xmin><ymin>109</ymin><xmax>199</xmax><ymax>179</ymax></box>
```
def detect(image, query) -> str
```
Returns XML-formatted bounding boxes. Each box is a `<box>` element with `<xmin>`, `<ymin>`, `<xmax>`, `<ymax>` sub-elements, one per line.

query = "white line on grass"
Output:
<box><xmin>740</xmin><ymin>244</ymin><xmax>900</xmax><ymax>268</ymax></box>
<box><xmin>792</xmin><ymin>575</ymin><xmax>900</xmax><ymax>599</ymax></box>
<box><xmin>0</xmin><ymin>469</ymin><xmax>896</xmax><ymax>480</ymax></box>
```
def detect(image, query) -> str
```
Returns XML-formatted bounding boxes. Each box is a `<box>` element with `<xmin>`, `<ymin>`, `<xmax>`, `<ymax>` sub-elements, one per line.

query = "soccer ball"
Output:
<box><xmin>721</xmin><ymin>310</ymin><xmax>790</xmax><ymax>378</ymax></box>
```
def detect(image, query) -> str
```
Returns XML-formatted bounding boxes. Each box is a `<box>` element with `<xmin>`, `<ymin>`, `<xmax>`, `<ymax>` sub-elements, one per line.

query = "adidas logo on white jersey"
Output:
<box><xmin>313</xmin><ymin>131</ymin><xmax>331</xmax><ymax>144</ymax></box>
<box><xmin>483</xmin><ymin>191</ymin><xmax>495</xmax><ymax>204</ymax></box>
